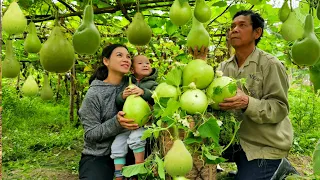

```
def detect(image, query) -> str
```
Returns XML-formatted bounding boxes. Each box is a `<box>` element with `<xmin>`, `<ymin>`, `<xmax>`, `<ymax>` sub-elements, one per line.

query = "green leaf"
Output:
<box><xmin>155</xmin><ymin>155</ymin><xmax>165</xmax><ymax>180</ymax></box>
<box><xmin>162</xmin><ymin>99</ymin><xmax>180</xmax><ymax>118</ymax></box>
<box><xmin>122</xmin><ymin>163</ymin><xmax>148</xmax><ymax>177</ymax></box>
<box><xmin>204</xmin><ymin>152</ymin><xmax>226</xmax><ymax>164</ymax></box>
<box><xmin>228</xmin><ymin>83</ymin><xmax>237</xmax><ymax>94</ymax></box>
<box><xmin>198</xmin><ymin>117</ymin><xmax>220</xmax><ymax>143</ymax></box>
<box><xmin>212</xmin><ymin>1</ymin><xmax>227</xmax><ymax>7</ymax></box>
<box><xmin>313</xmin><ymin>140</ymin><xmax>320</xmax><ymax>175</ymax></box>
<box><xmin>166</xmin><ymin>21</ymin><xmax>178</xmax><ymax>36</ymax></box>
<box><xmin>165</xmin><ymin>67</ymin><xmax>182</xmax><ymax>87</ymax></box>
<box><xmin>141</xmin><ymin>129</ymin><xmax>153</xmax><ymax>140</ymax></box>
<box><xmin>184</xmin><ymin>136</ymin><xmax>203</xmax><ymax>144</ymax></box>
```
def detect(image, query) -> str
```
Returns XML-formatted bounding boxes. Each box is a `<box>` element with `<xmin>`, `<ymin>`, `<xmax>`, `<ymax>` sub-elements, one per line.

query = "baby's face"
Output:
<box><xmin>132</xmin><ymin>55</ymin><xmax>152</xmax><ymax>78</ymax></box>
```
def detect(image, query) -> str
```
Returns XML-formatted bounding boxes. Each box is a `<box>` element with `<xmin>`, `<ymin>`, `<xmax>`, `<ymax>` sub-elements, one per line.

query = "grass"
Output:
<box><xmin>2</xmin><ymin>79</ymin><xmax>83</xmax><ymax>179</ymax></box>
<box><xmin>2</xmin><ymin>78</ymin><xmax>320</xmax><ymax>179</ymax></box>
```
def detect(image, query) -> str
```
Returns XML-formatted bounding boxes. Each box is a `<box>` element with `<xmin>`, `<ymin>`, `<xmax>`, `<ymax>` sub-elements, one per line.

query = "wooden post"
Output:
<box><xmin>0</xmin><ymin>0</ymin><xmax>3</xmax><ymax>177</ymax></box>
<box><xmin>69</xmin><ymin>64</ymin><xmax>75</xmax><ymax>122</ymax></box>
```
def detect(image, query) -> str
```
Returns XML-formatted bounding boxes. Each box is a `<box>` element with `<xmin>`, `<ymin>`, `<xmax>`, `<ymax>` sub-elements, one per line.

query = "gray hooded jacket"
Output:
<box><xmin>79</xmin><ymin>78</ymin><xmax>128</xmax><ymax>156</ymax></box>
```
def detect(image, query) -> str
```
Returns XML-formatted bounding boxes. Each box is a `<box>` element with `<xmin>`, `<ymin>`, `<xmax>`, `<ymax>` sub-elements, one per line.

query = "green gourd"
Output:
<box><xmin>40</xmin><ymin>74</ymin><xmax>54</xmax><ymax>100</ymax></box>
<box><xmin>40</xmin><ymin>25</ymin><xmax>75</xmax><ymax>73</ymax></box>
<box><xmin>194</xmin><ymin>0</ymin><xmax>211</xmax><ymax>23</ymax></box>
<box><xmin>22</xmin><ymin>75</ymin><xmax>39</xmax><ymax>97</ymax></box>
<box><xmin>122</xmin><ymin>78</ymin><xmax>151</xmax><ymax>126</ymax></box>
<box><xmin>280</xmin><ymin>12</ymin><xmax>304</xmax><ymax>41</ymax></box>
<box><xmin>278</xmin><ymin>0</ymin><xmax>290</xmax><ymax>22</ymax></box>
<box><xmin>182</xmin><ymin>59</ymin><xmax>214</xmax><ymax>89</ymax></box>
<box><xmin>169</xmin><ymin>0</ymin><xmax>192</xmax><ymax>26</ymax></box>
<box><xmin>24</xmin><ymin>22</ymin><xmax>42</xmax><ymax>53</ymax></box>
<box><xmin>291</xmin><ymin>14</ymin><xmax>320</xmax><ymax>66</ymax></box>
<box><xmin>187</xmin><ymin>16</ymin><xmax>210</xmax><ymax>50</ymax></box>
<box><xmin>164</xmin><ymin>140</ymin><xmax>193</xmax><ymax>177</ymax></box>
<box><xmin>309</xmin><ymin>60</ymin><xmax>320</xmax><ymax>93</ymax></box>
<box><xmin>2</xmin><ymin>40</ymin><xmax>20</xmax><ymax>78</ymax></box>
<box><xmin>3</xmin><ymin>1</ymin><xmax>27</xmax><ymax>35</ymax></box>
<box><xmin>73</xmin><ymin>5</ymin><xmax>101</xmax><ymax>55</ymax></box>
<box><xmin>126</xmin><ymin>12</ymin><xmax>152</xmax><ymax>46</ymax></box>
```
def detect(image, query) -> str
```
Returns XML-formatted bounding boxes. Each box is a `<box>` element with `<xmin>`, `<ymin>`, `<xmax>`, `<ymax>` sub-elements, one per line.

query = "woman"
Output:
<box><xmin>78</xmin><ymin>44</ymin><xmax>139</xmax><ymax>180</ymax></box>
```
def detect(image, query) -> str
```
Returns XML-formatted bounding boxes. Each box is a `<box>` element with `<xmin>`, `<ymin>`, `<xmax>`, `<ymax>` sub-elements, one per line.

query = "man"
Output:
<box><xmin>190</xmin><ymin>10</ymin><xmax>298</xmax><ymax>180</ymax></box>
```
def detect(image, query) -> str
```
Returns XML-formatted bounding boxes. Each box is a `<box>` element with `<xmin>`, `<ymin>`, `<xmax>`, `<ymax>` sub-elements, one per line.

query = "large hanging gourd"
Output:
<box><xmin>309</xmin><ymin>60</ymin><xmax>320</xmax><ymax>93</ymax></box>
<box><xmin>280</xmin><ymin>12</ymin><xmax>304</xmax><ymax>41</ymax></box>
<box><xmin>187</xmin><ymin>16</ymin><xmax>210</xmax><ymax>54</ymax></box>
<box><xmin>24</xmin><ymin>22</ymin><xmax>42</xmax><ymax>53</ymax></box>
<box><xmin>126</xmin><ymin>12</ymin><xmax>152</xmax><ymax>46</ymax></box>
<box><xmin>169</xmin><ymin>0</ymin><xmax>192</xmax><ymax>26</ymax></box>
<box><xmin>278</xmin><ymin>0</ymin><xmax>290</xmax><ymax>22</ymax></box>
<box><xmin>40</xmin><ymin>74</ymin><xmax>54</xmax><ymax>100</ymax></box>
<box><xmin>2</xmin><ymin>40</ymin><xmax>20</xmax><ymax>78</ymax></box>
<box><xmin>3</xmin><ymin>1</ymin><xmax>27</xmax><ymax>35</ymax></box>
<box><xmin>194</xmin><ymin>0</ymin><xmax>211</xmax><ymax>23</ymax></box>
<box><xmin>164</xmin><ymin>140</ymin><xmax>193</xmax><ymax>177</ymax></box>
<box><xmin>22</xmin><ymin>75</ymin><xmax>39</xmax><ymax>97</ymax></box>
<box><xmin>291</xmin><ymin>14</ymin><xmax>320</xmax><ymax>66</ymax></box>
<box><xmin>73</xmin><ymin>5</ymin><xmax>101</xmax><ymax>55</ymax></box>
<box><xmin>40</xmin><ymin>24</ymin><xmax>75</xmax><ymax>73</ymax></box>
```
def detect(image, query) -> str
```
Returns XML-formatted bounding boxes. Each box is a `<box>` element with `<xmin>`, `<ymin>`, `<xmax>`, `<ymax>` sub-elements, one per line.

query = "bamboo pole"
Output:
<box><xmin>0</xmin><ymin>0</ymin><xmax>3</xmax><ymax>177</ymax></box>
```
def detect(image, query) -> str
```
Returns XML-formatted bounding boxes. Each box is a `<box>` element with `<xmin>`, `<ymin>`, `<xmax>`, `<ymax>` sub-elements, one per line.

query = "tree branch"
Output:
<box><xmin>29</xmin><ymin>2</ymin><xmax>175</xmax><ymax>23</ymax></box>
<box><xmin>116</xmin><ymin>0</ymin><xmax>132</xmax><ymax>22</ymax></box>
<box><xmin>208</xmin><ymin>0</ymin><xmax>236</xmax><ymax>26</ymax></box>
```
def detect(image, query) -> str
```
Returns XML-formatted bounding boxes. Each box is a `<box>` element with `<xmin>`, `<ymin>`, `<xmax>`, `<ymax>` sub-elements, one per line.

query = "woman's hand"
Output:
<box><xmin>122</xmin><ymin>87</ymin><xmax>132</xmax><ymax>99</ymax></box>
<box><xmin>117</xmin><ymin>111</ymin><xmax>139</xmax><ymax>130</ymax></box>
<box><xmin>188</xmin><ymin>45</ymin><xmax>209</xmax><ymax>60</ymax></box>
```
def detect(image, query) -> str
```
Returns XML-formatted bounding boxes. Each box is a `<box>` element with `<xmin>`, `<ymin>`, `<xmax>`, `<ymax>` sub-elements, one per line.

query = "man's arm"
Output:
<box><xmin>243</xmin><ymin>61</ymin><xmax>289</xmax><ymax>124</ymax></box>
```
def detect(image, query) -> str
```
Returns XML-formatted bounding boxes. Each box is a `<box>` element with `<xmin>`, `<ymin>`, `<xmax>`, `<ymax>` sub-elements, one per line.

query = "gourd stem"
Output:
<box><xmin>172</xmin><ymin>124</ymin><xmax>179</xmax><ymax>140</ymax></box>
<box><xmin>6</xmin><ymin>40</ymin><xmax>13</xmax><ymax>59</ymax></box>
<box><xmin>129</xmin><ymin>76</ymin><xmax>132</xmax><ymax>86</ymax></box>
<box><xmin>136</xmin><ymin>0</ymin><xmax>140</xmax><ymax>12</ymax></box>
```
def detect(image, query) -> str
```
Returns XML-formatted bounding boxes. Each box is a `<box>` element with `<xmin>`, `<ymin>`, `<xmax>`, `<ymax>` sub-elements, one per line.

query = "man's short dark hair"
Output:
<box><xmin>233</xmin><ymin>10</ymin><xmax>265</xmax><ymax>45</ymax></box>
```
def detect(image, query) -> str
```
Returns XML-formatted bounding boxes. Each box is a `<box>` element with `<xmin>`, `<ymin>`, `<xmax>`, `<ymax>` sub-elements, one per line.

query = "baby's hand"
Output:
<box><xmin>130</xmin><ymin>86</ymin><xmax>144</xmax><ymax>96</ymax></box>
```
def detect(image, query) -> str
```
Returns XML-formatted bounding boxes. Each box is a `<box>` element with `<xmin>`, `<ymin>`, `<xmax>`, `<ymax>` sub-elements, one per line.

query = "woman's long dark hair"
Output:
<box><xmin>89</xmin><ymin>44</ymin><xmax>128</xmax><ymax>85</ymax></box>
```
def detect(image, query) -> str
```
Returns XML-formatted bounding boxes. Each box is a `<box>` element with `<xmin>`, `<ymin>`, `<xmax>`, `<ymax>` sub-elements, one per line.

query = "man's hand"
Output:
<box><xmin>219</xmin><ymin>89</ymin><xmax>249</xmax><ymax>110</ymax></box>
<box><xmin>117</xmin><ymin>111</ymin><xmax>139</xmax><ymax>129</ymax></box>
<box><xmin>188</xmin><ymin>45</ymin><xmax>209</xmax><ymax>60</ymax></box>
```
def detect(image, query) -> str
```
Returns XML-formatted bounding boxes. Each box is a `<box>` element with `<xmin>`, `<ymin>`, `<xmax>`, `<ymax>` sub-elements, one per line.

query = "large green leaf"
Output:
<box><xmin>198</xmin><ymin>117</ymin><xmax>220</xmax><ymax>143</ymax></box>
<box><xmin>155</xmin><ymin>155</ymin><xmax>165</xmax><ymax>180</ymax></box>
<box><xmin>166</xmin><ymin>21</ymin><xmax>178</xmax><ymax>36</ymax></box>
<box><xmin>122</xmin><ymin>163</ymin><xmax>148</xmax><ymax>177</ymax></box>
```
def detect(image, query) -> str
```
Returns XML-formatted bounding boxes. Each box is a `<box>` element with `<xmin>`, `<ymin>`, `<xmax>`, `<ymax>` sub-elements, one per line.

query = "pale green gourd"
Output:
<box><xmin>40</xmin><ymin>25</ymin><xmax>75</xmax><ymax>73</ymax></box>
<box><xmin>24</xmin><ymin>22</ymin><xmax>42</xmax><ymax>53</ymax></box>
<box><xmin>126</xmin><ymin>13</ymin><xmax>152</xmax><ymax>46</ymax></box>
<box><xmin>164</xmin><ymin>140</ymin><xmax>193</xmax><ymax>177</ymax></box>
<box><xmin>280</xmin><ymin>12</ymin><xmax>304</xmax><ymax>41</ymax></box>
<box><xmin>73</xmin><ymin>5</ymin><xmax>101</xmax><ymax>55</ymax></box>
<box><xmin>22</xmin><ymin>75</ymin><xmax>39</xmax><ymax>97</ymax></box>
<box><xmin>187</xmin><ymin>16</ymin><xmax>210</xmax><ymax>50</ymax></box>
<box><xmin>40</xmin><ymin>74</ymin><xmax>54</xmax><ymax>100</ymax></box>
<box><xmin>291</xmin><ymin>14</ymin><xmax>320</xmax><ymax>66</ymax></box>
<box><xmin>3</xmin><ymin>1</ymin><xmax>27</xmax><ymax>35</ymax></box>
<box><xmin>278</xmin><ymin>0</ymin><xmax>290</xmax><ymax>22</ymax></box>
<box><xmin>169</xmin><ymin>0</ymin><xmax>192</xmax><ymax>26</ymax></box>
<box><xmin>194</xmin><ymin>0</ymin><xmax>211</xmax><ymax>23</ymax></box>
<box><xmin>122</xmin><ymin>78</ymin><xmax>151</xmax><ymax>126</ymax></box>
<box><xmin>2</xmin><ymin>40</ymin><xmax>20</xmax><ymax>78</ymax></box>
